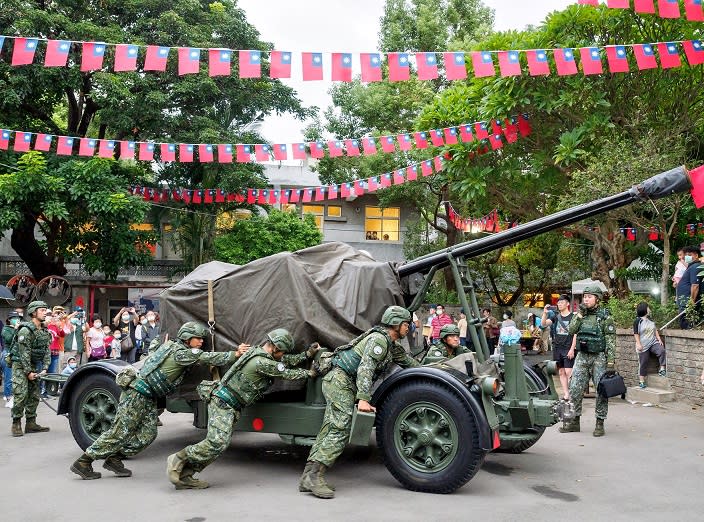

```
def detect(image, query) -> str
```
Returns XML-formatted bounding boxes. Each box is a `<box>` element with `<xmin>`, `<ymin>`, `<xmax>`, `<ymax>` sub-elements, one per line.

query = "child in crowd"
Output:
<box><xmin>62</xmin><ymin>357</ymin><xmax>78</xmax><ymax>376</ymax></box>
<box><xmin>111</xmin><ymin>330</ymin><xmax>123</xmax><ymax>359</ymax></box>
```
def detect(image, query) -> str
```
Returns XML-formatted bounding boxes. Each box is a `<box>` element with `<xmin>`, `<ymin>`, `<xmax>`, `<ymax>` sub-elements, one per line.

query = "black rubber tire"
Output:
<box><xmin>376</xmin><ymin>379</ymin><xmax>486</xmax><ymax>494</ymax></box>
<box><xmin>68</xmin><ymin>373</ymin><xmax>121</xmax><ymax>450</ymax></box>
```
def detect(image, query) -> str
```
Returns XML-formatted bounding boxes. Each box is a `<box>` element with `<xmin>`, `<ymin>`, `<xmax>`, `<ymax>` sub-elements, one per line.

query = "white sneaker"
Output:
<box><xmin>5</xmin><ymin>397</ymin><xmax>13</xmax><ymax>409</ymax></box>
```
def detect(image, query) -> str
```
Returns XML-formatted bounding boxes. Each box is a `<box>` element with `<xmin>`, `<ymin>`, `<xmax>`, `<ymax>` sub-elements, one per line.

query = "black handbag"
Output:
<box><xmin>597</xmin><ymin>372</ymin><xmax>627</xmax><ymax>398</ymax></box>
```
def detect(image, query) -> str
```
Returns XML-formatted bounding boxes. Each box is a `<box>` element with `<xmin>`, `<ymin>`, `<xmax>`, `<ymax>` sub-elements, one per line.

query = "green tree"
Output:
<box><xmin>214</xmin><ymin>210</ymin><xmax>322</xmax><ymax>265</ymax></box>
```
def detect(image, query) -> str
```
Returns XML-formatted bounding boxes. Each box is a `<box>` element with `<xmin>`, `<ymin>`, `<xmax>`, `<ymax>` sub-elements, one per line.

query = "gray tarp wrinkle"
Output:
<box><xmin>629</xmin><ymin>165</ymin><xmax>689</xmax><ymax>201</ymax></box>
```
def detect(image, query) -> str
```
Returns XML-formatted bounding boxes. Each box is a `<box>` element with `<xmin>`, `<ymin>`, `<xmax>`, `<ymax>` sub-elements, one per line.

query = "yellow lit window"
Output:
<box><xmin>365</xmin><ymin>206</ymin><xmax>400</xmax><ymax>241</ymax></box>
<box><xmin>302</xmin><ymin>205</ymin><xmax>324</xmax><ymax>230</ymax></box>
<box><xmin>327</xmin><ymin>205</ymin><xmax>342</xmax><ymax>217</ymax></box>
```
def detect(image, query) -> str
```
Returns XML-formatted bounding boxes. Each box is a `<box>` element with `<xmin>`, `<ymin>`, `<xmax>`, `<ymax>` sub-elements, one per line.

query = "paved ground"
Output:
<box><xmin>1</xmin><ymin>395</ymin><xmax>702</xmax><ymax>522</ymax></box>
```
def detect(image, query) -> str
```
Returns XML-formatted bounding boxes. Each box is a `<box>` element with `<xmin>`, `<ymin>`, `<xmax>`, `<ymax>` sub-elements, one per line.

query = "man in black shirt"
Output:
<box><xmin>675</xmin><ymin>245</ymin><xmax>701</xmax><ymax>329</ymax></box>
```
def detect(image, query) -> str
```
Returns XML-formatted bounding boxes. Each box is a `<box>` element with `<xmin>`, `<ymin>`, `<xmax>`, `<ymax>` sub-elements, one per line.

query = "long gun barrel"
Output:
<box><xmin>398</xmin><ymin>166</ymin><xmax>694</xmax><ymax>278</ymax></box>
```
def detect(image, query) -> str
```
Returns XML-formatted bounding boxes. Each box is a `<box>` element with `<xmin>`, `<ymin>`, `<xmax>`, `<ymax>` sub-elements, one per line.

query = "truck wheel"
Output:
<box><xmin>496</xmin><ymin>365</ymin><xmax>547</xmax><ymax>454</ymax></box>
<box><xmin>376</xmin><ymin>379</ymin><xmax>486</xmax><ymax>493</ymax></box>
<box><xmin>68</xmin><ymin>373</ymin><xmax>121</xmax><ymax>450</ymax></box>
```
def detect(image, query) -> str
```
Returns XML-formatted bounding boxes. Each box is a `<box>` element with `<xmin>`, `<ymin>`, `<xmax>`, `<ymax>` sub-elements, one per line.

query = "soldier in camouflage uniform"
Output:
<box><xmin>300</xmin><ymin>306</ymin><xmax>419</xmax><ymax>499</ymax></box>
<box><xmin>9</xmin><ymin>301</ymin><xmax>52</xmax><ymax>437</ymax></box>
<box><xmin>70</xmin><ymin>321</ymin><xmax>248</xmax><ymax>480</ymax></box>
<box><xmin>166</xmin><ymin>329</ymin><xmax>320</xmax><ymax>490</ymax></box>
<box><xmin>559</xmin><ymin>286</ymin><xmax>616</xmax><ymax>437</ymax></box>
<box><xmin>422</xmin><ymin>324</ymin><xmax>471</xmax><ymax>363</ymax></box>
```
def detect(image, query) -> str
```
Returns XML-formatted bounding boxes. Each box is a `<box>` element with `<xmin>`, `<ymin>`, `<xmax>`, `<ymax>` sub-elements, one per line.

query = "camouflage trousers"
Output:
<box><xmin>569</xmin><ymin>351</ymin><xmax>608</xmax><ymax>420</ymax></box>
<box><xmin>11</xmin><ymin>366</ymin><xmax>39</xmax><ymax>420</ymax></box>
<box><xmin>183</xmin><ymin>398</ymin><xmax>241</xmax><ymax>472</ymax></box>
<box><xmin>86</xmin><ymin>388</ymin><xmax>158</xmax><ymax>460</ymax></box>
<box><xmin>307</xmin><ymin>367</ymin><xmax>356</xmax><ymax>468</ymax></box>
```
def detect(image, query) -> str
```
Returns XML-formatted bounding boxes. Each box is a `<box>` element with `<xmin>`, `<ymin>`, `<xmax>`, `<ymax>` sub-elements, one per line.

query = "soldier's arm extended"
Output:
<box><xmin>173</xmin><ymin>346</ymin><xmax>238</xmax><ymax>367</ymax></box>
<box><xmin>254</xmin><ymin>357</ymin><xmax>311</xmax><ymax>380</ymax></box>
<box><xmin>282</xmin><ymin>351</ymin><xmax>307</xmax><ymax>367</ymax></box>
<box><xmin>391</xmin><ymin>341</ymin><xmax>420</xmax><ymax>368</ymax></box>
<box><xmin>603</xmin><ymin>316</ymin><xmax>617</xmax><ymax>365</ymax></box>
<box><xmin>16</xmin><ymin>327</ymin><xmax>33</xmax><ymax>374</ymax></box>
<box><xmin>355</xmin><ymin>334</ymin><xmax>388</xmax><ymax>402</ymax></box>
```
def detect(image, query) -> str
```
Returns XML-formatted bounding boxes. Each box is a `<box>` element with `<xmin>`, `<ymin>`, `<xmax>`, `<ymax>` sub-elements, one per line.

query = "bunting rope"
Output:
<box><xmin>578</xmin><ymin>0</ymin><xmax>704</xmax><ymax>21</ymax></box>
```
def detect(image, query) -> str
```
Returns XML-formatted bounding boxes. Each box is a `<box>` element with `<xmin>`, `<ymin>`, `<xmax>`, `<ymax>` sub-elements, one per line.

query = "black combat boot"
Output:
<box><xmin>302</xmin><ymin>461</ymin><xmax>335</xmax><ymax>499</ymax></box>
<box><xmin>558</xmin><ymin>415</ymin><xmax>580</xmax><ymax>433</ymax></box>
<box><xmin>70</xmin><ymin>453</ymin><xmax>102</xmax><ymax>480</ymax></box>
<box><xmin>593</xmin><ymin>418</ymin><xmax>605</xmax><ymax>437</ymax></box>
<box><xmin>103</xmin><ymin>455</ymin><xmax>132</xmax><ymax>477</ymax></box>
<box><xmin>11</xmin><ymin>419</ymin><xmax>23</xmax><ymax>437</ymax></box>
<box><xmin>24</xmin><ymin>418</ymin><xmax>50</xmax><ymax>433</ymax></box>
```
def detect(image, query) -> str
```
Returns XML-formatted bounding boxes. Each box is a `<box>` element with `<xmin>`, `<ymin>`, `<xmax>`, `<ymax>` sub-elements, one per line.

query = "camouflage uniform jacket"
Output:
<box><xmin>15</xmin><ymin>321</ymin><xmax>51</xmax><ymax>374</ymax></box>
<box><xmin>568</xmin><ymin>305</ymin><xmax>616</xmax><ymax>364</ymax></box>
<box><xmin>429</xmin><ymin>340</ymin><xmax>472</xmax><ymax>359</ymax></box>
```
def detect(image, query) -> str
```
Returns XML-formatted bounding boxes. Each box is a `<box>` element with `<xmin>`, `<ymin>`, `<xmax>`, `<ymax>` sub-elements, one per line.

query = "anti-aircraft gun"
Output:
<box><xmin>57</xmin><ymin>166</ymin><xmax>700</xmax><ymax>494</ymax></box>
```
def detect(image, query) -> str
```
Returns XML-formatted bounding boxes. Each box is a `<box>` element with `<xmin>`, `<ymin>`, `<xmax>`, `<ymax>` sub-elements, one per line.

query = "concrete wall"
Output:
<box><xmin>616</xmin><ymin>328</ymin><xmax>704</xmax><ymax>406</ymax></box>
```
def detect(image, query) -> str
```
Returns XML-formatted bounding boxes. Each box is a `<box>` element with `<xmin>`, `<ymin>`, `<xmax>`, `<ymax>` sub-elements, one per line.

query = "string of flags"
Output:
<box><xmin>446</xmin><ymin>206</ymin><xmax>512</xmax><ymax>233</ymax></box>
<box><xmin>0</xmin><ymin>115</ymin><xmax>531</xmax><ymax>163</ymax></box>
<box><xmin>564</xmin><ymin>225</ymin><xmax>664</xmax><ymax>240</ymax></box>
<box><xmin>577</xmin><ymin>0</ymin><xmax>704</xmax><ymax>21</ymax></box>
<box><xmin>2</xmin><ymin>34</ymin><xmax>704</xmax><ymax>81</ymax></box>
<box><xmin>685</xmin><ymin>223</ymin><xmax>704</xmax><ymax>236</ymax></box>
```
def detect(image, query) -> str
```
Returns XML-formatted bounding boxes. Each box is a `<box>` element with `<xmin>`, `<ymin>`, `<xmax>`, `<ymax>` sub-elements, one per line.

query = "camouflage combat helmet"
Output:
<box><xmin>380</xmin><ymin>305</ymin><xmax>411</xmax><ymax>326</ymax></box>
<box><xmin>439</xmin><ymin>324</ymin><xmax>460</xmax><ymax>339</ymax></box>
<box><xmin>26</xmin><ymin>300</ymin><xmax>49</xmax><ymax>316</ymax></box>
<box><xmin>583</xmin><ymin>285</ymin><xmax>603</xmax><ymax>299</ymax></box>
<box><xmin>177</xmin><ymin>321</ymin><xmax>208</xmax><ymax>342</ymax></box>
<box><xmin>267</xmin><ymin>328</ymin><xmax>295</xmax><ymax>353</ymax></box>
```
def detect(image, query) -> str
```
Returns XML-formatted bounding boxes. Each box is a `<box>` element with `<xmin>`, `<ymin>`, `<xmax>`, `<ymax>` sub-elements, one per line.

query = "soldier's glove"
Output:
<box><xmin>306</xmin><ymin>342</ymin><xmax>321</xmax><ymax>359</ymax></box>
<box><xmin>308</xmin><ymin>360</ymin><xmax>322</xmax><ymax>378</ymax></box>
<box><xmin>578</xmin><ymin>303</ymin><xmax>588</xmax><ymax>315</ymax></box>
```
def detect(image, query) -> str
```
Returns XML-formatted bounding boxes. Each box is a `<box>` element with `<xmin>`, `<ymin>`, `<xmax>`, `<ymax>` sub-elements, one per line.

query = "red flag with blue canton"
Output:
<box><xmin>362</xmin><ymin>137</ymin><xmax>377</xmax><ymax>155</ymax></box>
<box><xmin>179</xmin><ymin>144</ymin><xmax>194</xmax><ymax>162</ymax></box>
<box><xmin>255</xmin><ymin>144</ymin><xmax>270</xmax><ymax>161</ymax></box>
<box><xmin>526</xmin><ymin>50</ymin><xmax>550</xmax><ymax>76</ymax></box>
<box><xmin>388</xmin><ymin>52</ymin><xmax>410</xmax><ymax>82</ymax></box>
<box><xmin>209</xmin><ymin>49</ymin><xmax>231</xmax><ymax>77</ymax></box>
<box><xmin>474</xmin><ymin>122</ymin><xmax>489</xmax><ymax>140</ymax></box>
<box><xmin>340</xmin><ymin>183</ymin><xmax>351</xmax><ymax>198</ymax></box>
<box><xmin>192</xmin><ymin>190</ymin><xmax>203</xmax><ymax>204</ymax></box>
<box><xmin>115</xmin><ymin>44</ymin><xmax>139</xmax><ymax>72</ymax></box>
<box><xmin>239</xmin><ymin>50</ymin><xmax>261</xmax><ymax>78</ymax></box>
<box><xmin>178</xmin><ymin>47</ymin><xmax>200</xmax><ymax>75</ymax></box>
<box><xmin>13</xmin><ymin>132</ymin><xmax>31</xmax><ymax>152</ymax></box>
<box><xmin>380</xmin><ymin>173</ymin><xmax>392</xmax><ymax>187</ymax></box>
<box><xmin>12</xmin><ymin>38</ymin><xmax>38</xmax><ymax>65</ymax></box>
<box><xmin>443</xmin><ymin>52</ymin><xmax>467</xmax><ymax>80</ymax></box>
<box><xmin>269</xmin><ymin>190</ymin><xmax>280</xmax><ymax>204</ymax></box>
<box><xmin>182</xmin><ymin>190</ymin><xmax>193</xmax><ymax>204</ymax></box>
<box><xmin>270</xmin><ymin>51</ymin><xmax>292</xmax><ymax>79</ymax></box>
<box><xmin>360</xmin><ymin>53</ymin><xmax>382</xmax><ymax>82</ymax></box>
<box><xmin>393</xmin><ymin>170</ymin><xmax>405</xmax><ymax>184</ymax></box>
<box><xmin>98</xmin><ymin>140</ymin><xmax>116</xmax><ymax>158</ymax></box>
<box><xmin>444</xmin><ymin>127</ymin><xmax>458</xmax><ymax>145</ymax></box>
<box><xmin>471</xmin><ymin>51</ymin><xmax>495</xmax><ymax>77</ymax></box>
<box><xmin>35</xmin><ymin>133</ymin><xmax>53</xmax><ymax>151</ymax></box>
<box><xmin>344</xmin><ymin>139</ymin><xmax>360</xmax><ymax>156</ymax></box>
<box><xmin>684</xmin><ymin>0</ymin><xmax>704</xmax><ymax>21</ymax></box>
<box><xmin>315</xmin><ymin>187</ymin><xmax>325</xmax><ymax>201</ymax></box>
<box><xmin>120</xmin><ymin>141</ymin><xmax>136</xmax><ymax>160</ymax></box>
<box><xmin>683</xmin><ymin>40</ymin><xmax>704</xmax><ymax>66</ymax></box>
<box><xmin>302</xmin><ymin>52</ymin><xmax>324</xmax><ymax>81</ymax></box>
<box><xmin>488</xmin><ymin>133</ymin><xmax>503</xmax><ymax>150</ymax></box>
<box><xmin>605</xmin><ymin>45</ymin><xmax>629</xmax><ymax>73</ymax></box>
<box><xmin>504</xmin><ymin>118</ymin><xmax>518</xmax><ymax>143</ymax></box>
<box><xmin>292</xmin><ymin>143</ymin><xmax>307</xmax><ymax>160</ymax></box>
<box><xmin>491</xmin><ymin>120</ymin><xmax>503</xmax><ymax>137</ymax></box>
<box><xmin>518</xmin><ymin>114</ymin><xmax>532</xmax><ymax>137</ymax></box>
<box><xmin>634</xmin><ymin>0</ymin><xmax>656</xmax><ymax>13</ymax></box>
<box><xmin>78</xmin><ymin>138</ymin><xmax>97</xmax><ymax>156</ymax></box>
<box><xmin>0</xmin><ymin>130</ymin><xmax>9</xmax><ymax>150</ymax></box>
<box><xmin>421</xmin><ymin>160</ymin><xmax>433</xmax><ymax>176</ymax></box>
<box><xmin>204</xmin><ymin>190</ymin><xmax>214</xmax><ymax>204</ymax></box>
<box><xmin>302</xmin><ymin>188</ymin><xmax>314</xmax><ymax>203</ymax></box>
<box><xmin>257</xmin><ymin>190</ymin><xmax>267</xmax><ymax>205</ymax></box>
<box><xmin>161</xmin><ymin>143</ymin><xmax>177</xmax><ymax>162</ymax></box>
<box><xmin>279</xmin><ymin>190</ymin><xmax>289</xmax><ymax>204</ymax></box>
<box><xmin>367</xmin><ymin>178</ymin><xmax>378</xmax><ymax>192</ymax></box>
<box><xmin>138</xmin><ymin>142</ymin><xmax>155</xmax><ymax>161</ymax></box>
<box><xmin>580</xmin><ymin>47</ymin><xmax>603</xmax><ymax>75</ymax></box>
<box><xmin>328</xmin><ymin>140</ymin><xmax>343</xmax><ymax>157</ymax></box>
<box><xmin>199</xmin><ymin>144</ymin><xmax>214</xmax><ymax>162</ymax></box>
<box><xmin>328</xmin><ymin>185</ymin><xmax>338</xmax><ymax>199</ymax></box>
<box><xmin>354</xmin><ymin>180</ymin><xmax>365</xmax><ymax>196</ymax></box>
<box><xmin>459</xmin><ymin>124</ymin><xmax>473</xmax><ymax>142</ymax></box>
<box><xmin>414</xmin><ymin>131</ymin><xmax>429</xmax><ymax>149</ymax></box>
<box><xmin>81</xmin><ymin>42</ymin><xmax>106</xmax><ymax>71</ymax></box>
<box><xmin>273</xmin><ymin>143</ymin><xmax>288</xmax><ymax>160</ymax></box>
<box><xmin>144</xmin><ymin>46</ymin><xmax>170</xmax><ymax>71</ymax></box>
<box><xmin>398</xmin><ymin>134</ymin><xmax>412</xmax><ymax>151</ymax></box>
<box><xmin>554</xmin><ymin>48</ymin><xmax>577</xmax><ymax>76</ymax></box>
<box><xmin>657</xmin><ymin>42</ymin><xmax>681</xmax><ymax>69</ymax></box>
<box><xmin>498</xmin><ymin>51</ymin><xmax>521</xmax><ymax>77</ymax></box>
<box><xmin>633</xmin><ymin>43</ymin><xmax>658</xmax><ymax>69</ymax></box>
<box><xmin>430</xmin><ymin>130</ymin><xmax>444</xmax><ymax>147</ymax></box>
<box><xmin>416</xmin><ymin>52</ymin><xmax>439</xmax><ymax>80</ymax></box>
<box><xmin>309</xmin><ymin>141</ymin><xmax>325</xmax><ymax>159</ymax></box>
<box><xmin>658</xmin><ymin>0</ymin><xmax>681</xmax><ymax>17</ymax></box>
<box><xmin>406</xmin><ymin>165</ymin><xmax>418</xmax><ymax>181</ymax></box>
<box><xmin>381</xmin><ymin>136</ymin><xmax>396</xmax><ymax>153</ymax></box>
<box><xmin>218</xmin><ymin>144</ymin><xmax>233</xmax><ymax>163</ymax></box>
<box><xmin>45</xmin><ymin>40</ymin><xmax>71</xmax><ymax>67</ymax></box>
<box><xmin>172</xmin><ymin>190</ymin><xmax>182</xmax><ymax>202</ymax></box>
<box><xmin>290</xmin><ymin>189</ymin><xmax>301</xmax><ymax>203</ymax></box>
<box><xmin>236</xmin><ymin>144</ymin><xmax>253</xmax><ymax>162</ymax></box>
<box><xmin>246</xmin><ymin>189</ymin><xmax>255</xmax><ymax>204</ymax></box>
<box><xmin>434</xmin><ymin>156</ymin><xmax>444</xmax><ymax>172</ymax></box>
<box><xmin>331</xmin><ymin>53</ymin><xmax>353</xmax><ymax>82</ymax></box>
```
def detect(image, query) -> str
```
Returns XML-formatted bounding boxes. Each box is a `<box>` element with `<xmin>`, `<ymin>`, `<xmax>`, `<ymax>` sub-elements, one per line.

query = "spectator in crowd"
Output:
<box><xmin>501</xmin><ymin>310</ymin><xmax>516</xmax><ymax>328</ymax></box>
<box><xmin>44</xmin><ymin>306</ymin><xmax>74</xmax><ymax>396</ymax></box>
<box><xmin>135</xmin><ymin>314</ymin><xmax>146</xmax><ymax>356</ymax></box>
<box><xmin>430</xmin><ymin>305</ymin><xmax>453</xmax><ymax>343</ymax></box>
<box><xmin>113</xmin><ymin>307</ymin><xmax>139</xmax><ymax>363</ymax></box>
<box><xmin>410</xmin><ymin>310</ymin><xmax>421</xmax><ymax>351</ymax></box>
<box><xmin>85</xmin><ymin>318</ymin><xmax>106</xmax><ymax>362</ymax></box>
<box><xmin>424</xmin><ymin>305</ymin><xmax>436</xmax><ymax>346</ymax></box>
<box><xmin>457</xmin><ymin>309</ymin><xmax>468</xmax><ymax>347</ymax></box>
<box><xmin>365</xmin><ymin>231</ymin><xmax>372</xmax><ymax>240</ymax></box>
<box><xmin>481</xmin><ymin>308</ymin><xmax>499</xmax><ymax>351</ymax></box>
<box><xmin>2</xmin><ymin>311</ymin><xmax>22</xmax><ymax>408</ymax></box>
<box><xmin>383</xmin><ymin>234</ymin><xmax>389</xmax><ymax>240</ymax></box>
<box><xmin>64</xmin><ymin>310</ymin><xmax>86</xmax><ymax>364</ymax></box>
<box><xmin>61</xmin><ymin>356</ymin><xmax>78</xmax><ymax>376</ymax></box>
<box><xmin>633</xmin><ymin>302</ymin><xmax>666</xmax><ymax>389</ymax></box>
<box><xmin>672</xmin><ymin>247</ymin><xmax>688</xmax><ymax>288</ymax></box>
<box><xmin>102</xmin><ymin>325</ymin><xmax>114</xmax><ymax>358</ymax></box>
<box><xmin>372</xmin><ymin>231</ymin><xmax>379</xmax><ymax>240</ymax></box>
<box><xmin>527</xmin><ymin>313</ymin><xmax>546</xmax><ymax>353</ymax></box>
<box><xmin>542</xmin><ymin>296</ymin><xmax>575</xmax><ymax>400</ymax></box>
<box><xmin>140</xmin><ymin>311</ymin><xmax>160</xmax><ymax>359</ymax></box>
<box><xmin>111</xmin><ymin>330</ymin><xmax>122</xmax><ymax>359</ymax></box>
<box><xmin>675</xmin><ymin>245</ymin><xmax>701</xmax><ymax>329</ymax></box>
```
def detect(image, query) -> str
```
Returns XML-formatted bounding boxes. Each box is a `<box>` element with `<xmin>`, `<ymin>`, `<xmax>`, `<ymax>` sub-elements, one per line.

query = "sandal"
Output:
<box><xmin>639</xmin><ymin>382</ymin><xmax>647</xmax><ymax>389</ymax></box>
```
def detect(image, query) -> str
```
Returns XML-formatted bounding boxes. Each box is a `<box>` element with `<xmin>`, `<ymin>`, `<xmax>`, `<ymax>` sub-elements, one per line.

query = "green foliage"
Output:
<box><xmin>214</xmin><ymin>210</ymin><xmax>322</xmax><ymax>265</ymax></box>
<box><xmin>605</xmin><ymin>294</ymin><xmax>679</xmax><ymax>329</ymax></box>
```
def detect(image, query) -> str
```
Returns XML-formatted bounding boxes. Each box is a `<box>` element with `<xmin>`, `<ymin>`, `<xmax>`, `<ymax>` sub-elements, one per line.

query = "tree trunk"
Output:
<box><xmin>10</xmin><ymin>214</ymin><xmax>67</xmax><ymax>280</ymax></box>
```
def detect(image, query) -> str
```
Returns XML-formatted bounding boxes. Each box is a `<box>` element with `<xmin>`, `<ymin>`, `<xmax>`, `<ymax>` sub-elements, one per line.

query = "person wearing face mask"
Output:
<box><xmin>2</xmin><ymin>311</ymin><xmax>22</xmax><ymax>408</ymax></box>
<box><xmin>61</xmin><ymin>356</ymin><xmax>78</xmax><ymax>376</ymax></box>
<box><xmin>113</xmin><ymin>307</ymin><xmax>139</xmax><ymax>363</ymax></box>
<box><xmin>111</xmin><ymin>330</ymin><xmax>123</xmax><ymax>359</ymax></box>
<box><xmin>430</xmin><ymin>305</ymin><xmax>453</xmax><ymax>343</ymax></box>
<box><xmin>675</xmin><ymin>245</ymin><xmax>702</xmax><ymax>329</ymax></box>
<box><xmin>501</xmin><ymin>310</ymin><xmax>516</xmax><ymax>328</ymax></box>
<box><xmin>140</xmin><ymin>311</ymin><xmax>160</xmax><ymax>359</ymax></box>
<box><xmin>85</xmin><ymin>318</ymin><xmax>106</xmax><ymax>361</ymax></box>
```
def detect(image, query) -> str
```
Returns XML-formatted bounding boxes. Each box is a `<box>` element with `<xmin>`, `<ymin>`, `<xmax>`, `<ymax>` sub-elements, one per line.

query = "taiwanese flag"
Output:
<box><xmin>421</xmin><ymin>160</ymin><xmax>433</xmax><ymax>176</ymax></box>
<box><xmin>114</xmin><ymin>44</ymin><xmax>139</xmax><ymax>72</ymax></box>
<box><xmin>388</xmin><ymin>52</ymin><xmax>410</xmax><ymax>82</ymax></box>
<box><xmin>45</xmin><ymin>40</ymin><xmax>71</xmax><ymax>67</ymax></box>
<box><xmin>120</xmin><ymin>141</ymin><xmax>136</xmax><ymax>160</ymax></box>
<box><xmin>488</xmin><ymin>133</ymin><xmax>503</xmax><ymax>150</ymax></box>
<box><xmin>144</xmin><ymin>46</ymin><xmax>170</xmax><ymax>71</ymax></box>
<box><xmin>344</xmin><ymin>139</ymin><xmax>360</xmax><ymax>156</ymax></box>
<box><xmin>327</xmin><ymin>185</ymin><xmax>338</xmax><ymax>199</ymax></box>
<box><xmin>12</xmin><ymin>37</ymin><xmax>38</xmax><ymax>66</ymax></box>
<box><xmin>208</xmin><ymin>49</ymin><xmax>231</xmax><ymax>77</ymax></box>
<box><xmin>270</xmin><ymin>51</ymin><xmax>292</xmax><ymax>79</ymax></box>
<box><xmin>416</xmin><ymin>52</ymin><xmax>439</xmax><ymax>80</ymax></box>
<box><xmin>579</xmin><ymin>47</ymin><xmax>603</xmax><ymax>75</ymax></box>
<box><xmin>607</xmin><ymin>0</ymin><xmax>629</xmax><ymax>7</ymax></box>
<box><xmin>526</xmin><ymin>49</ymin><xmax>550</xmax><ymax>76</ymax></box>
<box><xmin>98</xmin><ymin>140</ymin><xmax>116</xmax><ymax>158</ymax></box>
<box><xmin>161</xmin><ymin>143</ymin><xmax>177</xmax><ymax>162</ymax></box>
<box><xmin>192</xmin><ymin>190</ymin><xmax>203</xmax><ymax>204</ymax></box>
<box><xmin>367</xmin><ymin>177</ymin><xmax>378</xmax><ymax>192</ymax></box>
<box><xmin>302</xmin><ymin>52</ymin><xmax>324</xmax><ymax>81</ymax></box>
<box><xmin>218</xmin><ymin>144</ymin><xmax>233</xmax><ymax>163</ymax></box>
<box><xmin>138</xmin><ymin>142</ymin><xmax>155</xmax><ymax>161</ymax></box>
<box><xmin>397</xmin><ymin>134</ymin><xmax>413</xmax><ymax>151</ymax></box>
<box><xmin>406</xmin><ymin>165</ymin><xmax>418</xmax><ymax>181</ymax></box>
<box><xmin>360</xmin><ymin>53</ymin><xmax>382</xmax><ymax>82</ymax></box>
<box><xmin>658</xmin><ymin>0</ymin><xmax>681</xmax><ymax>18</ymax></box>
<box><xmin>474</xmin><ymin>122</ymin><xmax>489</xmax><ymax>140</ymax></box>
<box><xmin>434</xmin><ymin>156</ymin><xmax>445</xmax><ymax>172</ymax></box>
<box><xmin>246</xmin><ymin>189</ymin><xmax>256</xmax><ymax>204</ymax></box>
<box><xmin>340</xmin><ymin>183</ymin><xmax>351</xmax><ymax>198</ymax></box>
<box><xmin>430</xmin><ymin>130</ymin><xmax>444</xmax><ymax>147</ymax></box>
<box><xmin>56</xmin><ymin>136</ymin><xmax>75</xmax><ymax>155</ymax></box>
<box><xmin>471</xmin><ymin>51</ymin><xmax>495</xmax><ymax>78</ymax></box>
<box><xmin>34</xmin><ymin>133</ymin><xmax>53</xmax><ymax>152</ymax></box>
<box><xmin>179</xmin><ymin>144</ymin><xmax>194</xmax><ymax>162</ymax></box>
<box><xmin>78</xmin><ymin>138</ymin><xmax>97</xmax><ymax>157</ymax></box>
<box><xmin>302</xmin><ymin>188</ymin><xmax>314</xmax><ymax>203</ymax></box>
<box><xmin>380</xmin><ymin>136</ymin><xmax>396</xmax><ymax>153</ymax></box>
<box><xmin>626</xmin><ymin>228</ymin><xmax>636</xmax><ymax>241</ymax></box>
<box><xmin>362</xmin><ymin>137</ymin><xmax>377</xmax><ymax>155</ymax></box>
<box><xmin>414</xmin><ymin>131</ymin><xmax>429</xmax><ymax>149</ymax></box>
<box><xmin>315</xmin><ymin>187</ymin><xmax>326</xmax><ymax>202</ymax></box>
<box><xmin>178</xmin><ymin>48</ymin><xmax>200</xmax><ymax>75</ymax></box>
<box><xmin>292</xmin><ymin>143</ymin><xmax>307</xmax><ymax>160</ymax></box>
<box><xmin>648</xmin><ymin>227</ymin><xmax>660</xmax><ymax>240</ymax></box>
<box><xmin>258</xmin><ymin>190</ymin><xmax>268</xmax><ymax>204</ymax></box>
<box><xmin>182</xmin><ymin>190</ymin><xmax>192</xmax><ymax>204</ymax></box>
<box><xmin>199</xmin><ymin>144</ymin><xmax>214</xmax><ymax>162</ymax></box>
<box><xmin>498</xmin><ymin>51</ymin><xmax>521</xmax><ymax>77</ymax></box>
<box><xmin>634</xmin><ymin>0</ymin><xmax>656</xmax><ymax>13</ymax></box>
<box><xmin>518</xmin><ymin>114</ymin><xmax>532</xmax><ymax>137</ymax></box>
<box><xmin>658</xmin><ymin>42</ymin><xmax>681</xmax><ymax>69</ymax></box>
<box><xmin>380</xmin><ymin>173</ymin><xmax>392</xmax><ymax>187</ymax></box>
<box><xmin>443</xmin><ymin>52</ymin><xmax>467</xmax><ymax>80</ymax></box>
<box><xmin>173</xmin><ymin>189</ymin><xmax>183</xmax><ymax>202</ymax></box>
<box><xmin>503</xmin><ymin>118</ymin><xmax>519</xmax><ymax>143</ymax></box>
<box><xmin>81</xmin><ymin>42</ymin><xmax>106</xmax><ymax>71</ymax></box>
<box><xmin>459</xmin><ymin>124</ymin><xmax>474</xmax><ymax>142</ymax></box>
<box><xmin>633</xmin><ymin>44</ymin><xmax>658</xmax><ymax>70</ymax></box>
<box><xmin>392</xmin><ymin>170</ymin><xmax>405</xmax><ymax>185</ymax></box>
<box><xmin>328</xmin><ymin>140</ymin><xmax>343</xmax><ymax>157</ymax></box>
<box><xmin>354</xmin><ymin>180</ymin><xmax>366</xmax><ymax>196</ymax></box>
<box><xmin>685</xmin><ymin>0</ymin><xmax>704</xmax><ymax>21</ymax></box>
<box><xmin>688</xmin><ymin>164</ymin><xmax>704</xmax><ymax>208</ymax></box>
<box><xmin>605</xmin><ymin>45</ymin><xmax>629</xmax><ymax>73</ymax></box>
<box><xmin>255</xmin><ymin>144</ymin><xmax>270</xmax><ymax>161</ymax></box>
<box><xmin>491</xmin><ymin>119</ymin><xmax>503</xmax><ymax>137</ymax></box>
<box><xmin>236</xmin><ymin>144</ymin><xmax>253</xmax><ymax>163</ymax></box>
<box><xmin>13</xmin><ymin>132</ymin><xmax>32</xmax><ymax>152</ymax></box>
<box><xmin>279</xmin><ymin>190</ymin><xmax>290</xmax><ymax>205</ymax></box>
<box><xmin>554</xmin><ymin>48</ymin><xmax>578</xmax><ymax>76</ymax></box>
<box><xmin>204</xmin><ymin>190</ymin><xmax>214</xmax><ymax>204</ymax></box>
<box><xmin>273</xmin><ymin>143</ymin><xmax>288</xmax><ymax>160</ymax></box>
<box><xmin>0</xmin><ymin>130</ymin><xmax>9</xmax><ymax>150</ymax></box>
<box><xmin>239</xmin><ymin>50</ymin><xmax>261</xmax><ymax>78</ymax></box>
<box><xmin>309</xmin><ymin>141</ymin><xmax>325</xmax><ymax>159</ymax></box>
<box><xmin>444</xmin><ymin>127</ymin><xmax>458</xmax><ymax>145</ymax></box>
<box><xmin>683</xmin><ymin>40</ymin><xmax>704</xmax><ymax>66</ymax></box>
<box><xmin>331</xmin><ymin>52</ymin><xmax>353</xmax><ymax>82</ymax></box>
